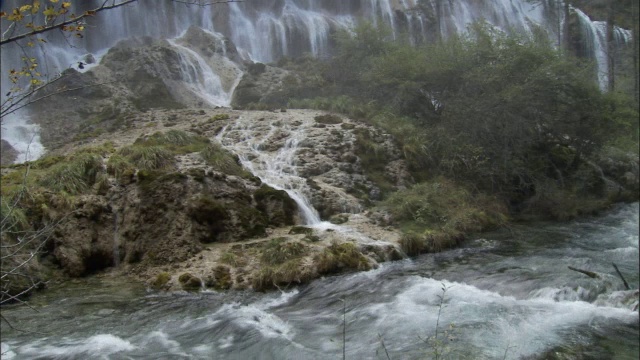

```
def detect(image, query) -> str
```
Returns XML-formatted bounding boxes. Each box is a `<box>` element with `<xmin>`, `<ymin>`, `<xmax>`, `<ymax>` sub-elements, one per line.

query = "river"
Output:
<box><xmin>1</xmin><ymin>203</ymin><xmax>638</xmax><ymax>359</ymax></box>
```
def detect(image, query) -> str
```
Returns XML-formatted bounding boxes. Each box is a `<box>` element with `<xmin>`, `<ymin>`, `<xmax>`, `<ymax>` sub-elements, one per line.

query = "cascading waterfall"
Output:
<box><xmin>1</xmin><ymin>0</ymin><xmax>634</xmax><ymax>163</ymax></box>
<box><xmin>216</xmin><ymin>116</ymin><xmax>322</xmax><ymax>225</ymax></box>
<box><xmin>167</xmin><ymin>38</ymin><xmax>234</xmax><ymax>107</ymax></box>
<box><xmin>574</xmin><ymin>7</ymin><xmax>633</xmax><ymax>90</ymax></box>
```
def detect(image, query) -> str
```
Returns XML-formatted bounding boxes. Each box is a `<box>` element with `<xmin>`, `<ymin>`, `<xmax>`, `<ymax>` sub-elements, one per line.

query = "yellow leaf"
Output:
<box><xmin>31</xmin><ymin>79</ymin><xmax>41</xmax><ymax>85</ymax></box>
<box><xmin>19</xmin><ymin>5</ymin><xmax>32</xmax><ymax>13</ymax></box>
<box><xmin>26</xmin><ymin>41</ymin><xmax>35</xmax><ymax>47</ymax></box>
<box><xmin>32</xmin><ymin>1</ymin><xmax>41</xmax><ymax>14</ymax></box>
<box><xmin>62</xmin><ymin>2</ymin><xmax>71</xmax><ymax>9</ymax></box>
<box><xmin>50</xmin><ymin>0</ymin><xmax>59</xmax><ymax>3</ymax></box>
<box><xmin>43</xmin><ymin>7</ymin><xmax>56</xmax><ymax>16</ymax></box>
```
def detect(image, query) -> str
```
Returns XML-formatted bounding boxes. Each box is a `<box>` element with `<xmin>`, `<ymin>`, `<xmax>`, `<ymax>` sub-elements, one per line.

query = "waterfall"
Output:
<box><xmin>216</xmin><ymin>115</ymin><xmax>322</xmax><ymax>225</ymax></box>
<box><xmin>167</xmin><ymin>38</ymin><xmax>234</xmax><ymax>107</ymax></box>
<box><xmin>1</xmin><ymin>0</ymin><xmax>634</xmax><ymax>163</ymax></box>
<box><xmin>574</xmin><ymin>8</ymin><xmax>633</xmax><ymax>90</ymax></box>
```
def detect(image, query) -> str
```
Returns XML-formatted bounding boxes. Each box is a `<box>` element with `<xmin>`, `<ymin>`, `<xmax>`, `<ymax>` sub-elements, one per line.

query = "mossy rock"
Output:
<box><xmin>314</xmin><ymin>114</ymin><xmax>342</xmax><ymax>124</ymax></box>
<box><xmin>178</xmin><ymin>272</ymin><xmax>202</xmax><ymax>291</ymax></box>
<box><xmin>288</xmin><ymin>226</ymin><xmax>313</xmax><ymax>235</ymax></box>
<box><xmin>254</xmin><ymin>185</ymin><xmax>297</xmax><ymax>226</ymax></box>
<box><xmin>315</xmin><ymin>242</ymin><xmax>370</xmax><ymax>274</ymax></box>
<box><xmin>210</xmin><ymin>265</ymin><xmax>232</xmax><ymax>290</ymax></box>
<box><xmin>303</xmin><ymin>235</ymin><xmax>321</xmax><ymax>243</ymax></box>
<box><xmin>329</xmin><ymin>214</ymin><xmax>349</xmax><ymax>225</ymax></box>
<box><xmin>260</xmin><ymin>238</ymin><xmax>307</xmax><ymax>265</ymax></box>
<box><xmin>150</xmin><ymin>272</ymin><xmax>171</xmax><ymax>290</ymax></box>
<box><xmin>188</xmin><ymin>197</ymin><xmax>229</xmax><ymax>242</ymax></box>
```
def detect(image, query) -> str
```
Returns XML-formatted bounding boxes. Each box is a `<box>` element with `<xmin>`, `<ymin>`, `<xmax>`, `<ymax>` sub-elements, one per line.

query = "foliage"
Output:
<box><xmin>200</xmin><ymin>143</ymin><xmax>247</xmax><ymax>176</ymax></box>
<box><xmin>382</xmin><ymin>178</ymin><xmax>508</xmax><ymax>234</ymax></box>
<box><xmin>315</xmin><ymin>241</ymin><xmax>370</xmax><ymax>274</ymax></box>
<box><xmin>260</xmin><ymin>238</ymin><xmax>307</xmax><ymax>265</ymax></box>
<box><xmin>40</xmin><ymin>152</ymin><xmax>103</xmax><ymax>194</ymax></box>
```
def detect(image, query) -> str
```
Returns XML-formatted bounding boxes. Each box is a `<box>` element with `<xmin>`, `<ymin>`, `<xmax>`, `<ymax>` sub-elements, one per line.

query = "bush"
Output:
<box><xmin>260</xmin><ymin>238</ymin><xmax>307</xmax><ymax>265</ymax></box>
<box><xmin>315</xmin><ymin>241</ymin><xmax>370</xmax><ymax>274</ymax></box>
<box><xmin>40</xmin><ymin>153</ymin><xmax>104</xmax><ymax>194</ymax></box>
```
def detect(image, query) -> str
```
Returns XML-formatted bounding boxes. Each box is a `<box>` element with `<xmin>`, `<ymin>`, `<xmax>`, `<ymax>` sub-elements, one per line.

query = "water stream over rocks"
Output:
<box><xmin>1</xmin><ymin>203</ymin><xmax>637</xmax><ymax>359</ymax></box>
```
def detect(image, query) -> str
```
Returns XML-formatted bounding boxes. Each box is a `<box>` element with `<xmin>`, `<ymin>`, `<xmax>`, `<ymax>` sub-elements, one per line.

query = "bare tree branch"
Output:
<box><xmin>0</xmin><ymin>0</ymin><xmax>138</xmax><ymax>46</ymax></box>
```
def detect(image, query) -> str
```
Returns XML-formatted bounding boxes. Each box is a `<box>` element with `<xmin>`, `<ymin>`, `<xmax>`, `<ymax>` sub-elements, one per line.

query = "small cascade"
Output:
<box><xmin>217</xmin><ymin>115</ymin><xmax>322</xmax><ymax>225</ymax></box>
<box><xmin>0</xmin><ymin>111</ymin><xmax>46</xmax><ymax>163</ymax></box>
<box><xmin>167</xmin><ymin>39</ymin><xmax>232</xmax><ymax>107</ymax></box>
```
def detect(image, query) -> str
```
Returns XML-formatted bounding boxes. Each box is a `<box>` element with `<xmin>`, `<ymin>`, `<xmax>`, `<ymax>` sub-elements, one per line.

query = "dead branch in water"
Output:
<box><xmin>567</xmin><ymin>266</ymin><xmax>600</xmax><ymax>279</ymax></box>
<box><xmin>612</xmin><ymin>263</ymin><xmax>630</xmax><ymax>290</ymax></box>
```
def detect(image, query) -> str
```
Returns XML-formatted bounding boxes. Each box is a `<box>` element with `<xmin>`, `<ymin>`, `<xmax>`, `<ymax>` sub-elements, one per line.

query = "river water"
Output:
<box><xmin>1</xmin><ymin>203</ymin><xmax>638</xmax><ymax>359</ymax></box>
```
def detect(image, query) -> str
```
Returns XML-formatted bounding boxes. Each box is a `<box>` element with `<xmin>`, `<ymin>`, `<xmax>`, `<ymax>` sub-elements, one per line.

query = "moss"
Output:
<box><xmin>210</xmin><ymin>265</ymin><xmax>232</xmax><ymax>290</ymax></box>
<box><xmin>39</xmin><ymin>153</ymin><xmax>104</xmax><ymax>194</ymax></box>
<box><xmin>254</xmin><ymin>185</ymin><xmax>297</xmax><ymax>226</ymax></box>
<box><xmin>210</xmin><ymin>113</ymin><xmax>230</xmax><ymax>121</ymax></box>
<box><xmin>150</xmin><ymin>272</ymin><xmax>171</xmax><ymax>290</ymax></box>
<box><xmin>188</xmin><ymin>197</ymin><xmax>229</xmax><ymax>242</ymax></box>
<box><xmin>118</xmin><ymin>145</ymin><xmax>175</xmax><ymax>170</ymax></box>
<box><xmin>229</xmin><ymin>203</ymin><xmax>267</xmax><ymax>238</ymax></box>
<box><xmin>314</xmin><ymin>114</ymin><xmax>342</xmax><ymax>124</ymax></box>
<box><xmin>288</xmin><ymin>226</ymin><xmax>313</xmax><ymax>235</ymax></box>
<box><xmin>260</xmin><ymin>238</ymin><xmax>307</xmax><ymax>265</ymax></box>
<box><xmin>315</xmin><ymin>242</ymin><xmax>370</xmax><ymax>274</ymax></box>
<box><xmin>329</xmin><ymin>214</ymin><xmax>349</xmax><ymax>224</ymax></box>
<box><xmin>200</xmin><ymin>144</ymin><xmax>249</xmax><ymax>177</ymax></box>
<box><xmin>178</xmin><ymin>272</ymin><xmax>202</xmax><ymax>291</ymax></box>
<box><xmin>303</xmin><ymin>235</ymin><xmax>321</xmax><ymax>243</ymax></box>
<box><xmin>252</xmin><ymin>258</ymin><xmax>310</xmax><ymax>292</ymax></box>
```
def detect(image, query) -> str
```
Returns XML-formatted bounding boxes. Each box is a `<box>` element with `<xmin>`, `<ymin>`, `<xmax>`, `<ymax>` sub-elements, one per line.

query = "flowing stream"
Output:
<box><xmin>1</xmin><ymin>203</ymin><xmax>637</xmax><ymax>359</ymax></box>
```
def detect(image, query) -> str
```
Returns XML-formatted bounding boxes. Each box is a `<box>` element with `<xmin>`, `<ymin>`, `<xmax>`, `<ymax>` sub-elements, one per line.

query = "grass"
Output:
<box><xmin>252</xmin><ymin>258</ymin><xmax>310</xmax><ymax>291</ymax></box>
<box><xmin>117</xmin><ymin>145</ymin><xmax>174</xmax><ymax>171</ymax></box>
<box><xmin>382</xmin><ymin>178</ymin><xmax>508</xmax><ymax>234</ymax></box>
<box><xmin>315</xmin><ymin>241</ymin><xmax>370</xmax><ymax>274</ymax></box>
<box><xmin>260</xmin><ymin>237</ymin><xmax>307</xmax><ymax>265</ymax></box>
<box><xmin>200</xmin><ymin>144</ymin><xmax>248</xmax><ymax>177</ymax></box>
<box><xmin>40</xmin><ymin>153</ymin><xmax>104</xmax><ymax>194</ymax></box>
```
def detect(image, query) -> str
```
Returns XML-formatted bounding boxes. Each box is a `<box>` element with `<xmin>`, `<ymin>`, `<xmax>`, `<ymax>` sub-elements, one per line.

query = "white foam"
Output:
<box><xmin>1</xmin><ymin>112</ymin><xmax>46</xmax><ymax>163</ymax></box>
<box><xmin>0</xmin><ymin>342</ymin><xmax>16</xmax><ymax>359</ymax></box>
<box><xmin>18</xmin><ymin>334</ymin><xmax>135</xmax><ymax>358</ymax></box>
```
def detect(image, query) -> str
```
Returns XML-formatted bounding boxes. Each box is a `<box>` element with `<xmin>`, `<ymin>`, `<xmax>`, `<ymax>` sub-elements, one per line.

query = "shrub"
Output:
<box><xmin>200</xmin><ymin>144</ymin><xmax>247</xmax><ymax>177</ymax></box>
<box><xmin>150</xmin><ymin>272</ymin><xmax>171</xmax><ymax>290</ymax></box>
<box><xmin>314</xmin><ymin>114</ymin><xmax>342</xmax><ymax>124</ymax></box>
<box><xmin>210</xmin><ymin>113</ymin><xmax>230</xmax><ymax>121</ymax></box>
<box><xmin>260</xmin><ymin>238</ymin><xmax>307</xmax><ymax>265</ymax></box>
<box><xmin>315</xmin><ymin>241</ymin><xmax>370</xmax><ymax>274</ymax></box>
<box><xmin>118</xmin><ymin>145</ymin><xmax>174</xmax><ymax>170</ymax></box>
<box><xmin>40</xmin><ymin>153</ymin><xmax>104</xmax><ymax>194</ymax></box>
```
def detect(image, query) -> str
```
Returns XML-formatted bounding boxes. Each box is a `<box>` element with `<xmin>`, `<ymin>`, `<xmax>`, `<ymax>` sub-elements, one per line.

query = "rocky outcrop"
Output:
<box><xmin>1</xmin><ymin>139</ymin><xmax>17</xmax><ymax>165</ymax></box>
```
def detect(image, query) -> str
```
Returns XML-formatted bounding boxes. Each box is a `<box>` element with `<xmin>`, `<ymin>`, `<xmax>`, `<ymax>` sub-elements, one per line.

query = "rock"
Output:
<box><xmin>0</xmin><ymin>140</ymin><xmax>18</xmax><ymax>165</ymax></box>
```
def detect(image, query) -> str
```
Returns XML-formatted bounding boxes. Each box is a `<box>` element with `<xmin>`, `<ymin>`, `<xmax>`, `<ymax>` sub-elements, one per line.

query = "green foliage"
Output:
<box><xmin>200</xmin><ymin>144</ymin><xmax>247</xmax><ymax>177</ymax></box>
<box><xmin>260</xmin><ymin>238</ymin><xmax>307</xmax><ymax>265</ymax></box>
<box><xmin>40</xmin><ymin>153</ymin><xmax>104</xmax><ymax>194</ymax></box>
<box><xmin>210</xmin><ymin>113</ymin><xmax>230</xmax><ymax>121</ymax></box>
<box><xmin>150</xmin><ymin>272</ymin><xmax>171</xmax><ymax>290</ymax></box>
<box><xmin>314</xmin><ymin>114</ymin><xmax>342</xmax><ymax>124</ymax></box>
<box><xmin>382</xmin><ymin>178</ymin><xmax>508</xmax><ymax>234</ymax></box>
<box><xmin>315</xmin><ymin>241</ymin><xmax>370</xmax><ymax>274</ymax></box>
<box><xmin>118</xmin><ymin>145</ymin><xmax>174</xmax><ymax>171</ymax></box>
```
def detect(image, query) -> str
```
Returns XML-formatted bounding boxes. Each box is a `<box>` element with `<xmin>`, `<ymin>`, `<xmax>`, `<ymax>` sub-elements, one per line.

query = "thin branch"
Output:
<box><xmin>0</xmin><ymin>0</ymin><xmax>138</xmax><ymax>46</ymax></box>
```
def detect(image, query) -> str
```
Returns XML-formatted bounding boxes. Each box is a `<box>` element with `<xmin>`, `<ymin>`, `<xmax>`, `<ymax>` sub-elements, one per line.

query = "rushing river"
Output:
<box><xmin>1</xmin><ymin>203</ymin><xmax>638</xmax><ymax>359</ymax></box>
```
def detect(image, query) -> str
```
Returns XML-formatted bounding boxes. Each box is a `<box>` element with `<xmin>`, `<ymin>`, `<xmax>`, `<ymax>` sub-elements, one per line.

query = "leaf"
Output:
<box><xmin>62</xmin><ymin>2</ymin><xmax>71</xmax><ymax>9</ymax></box>
<box><xmin>19</xmin><ymin>5</ymin><xmax>32</xmax><ymax>13</ymax></box>
<box><xmin>42</xmin><ymin>7</ymin><xmax>56</xmax><ymax>17</ymax></box>
<box><xmin>50</xmin><ymin>0</ymin><xmax>59</xmax><ymax>3</ymax></box>
<box><xmin>0</xmin><ymin>11</ymin><xmax>7</xmax><ymax>17</ymax></box>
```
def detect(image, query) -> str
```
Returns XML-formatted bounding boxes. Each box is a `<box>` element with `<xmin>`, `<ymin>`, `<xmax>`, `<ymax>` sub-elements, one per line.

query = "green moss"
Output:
<box><xmin>315</xmin><ymin>242</ymin><xmax>370</xmax><ymax>274</ymax></box>
<box><xmin>188</xmin><ymin>197</ymin><xmax>229</xmax><ymax>243</ymax></box>
<box><xmin>254</xmin><ymin>185</ymin><xmax>297</xmax><ymax>226</ymax></box>
<box><xmin>314</xmin><ymin>114</ymin><xmax>342</xmax><ymax>124</ymax></box>
<box><xmin>210</xmin><ymin>113</ymin><xmax>230</xmax><ymax>121</ymax></box>
<box><xmin>329</xmin><ymin>214</ymin><xmax>349</xmax><ymax>224</ymax></box>
<box><xmin>178</xmin><ymin>273</ymin><xmax>202</xmax><ymax>291</ymax></box>
<box><xmin>150</xmin><ymin>272</ymin><xmax>171</xmax><ymax>290</ymax></box>
<box><xmin>39</xmin><ymin>153</ymin><xmax>104</xmax><ymax>194</ymax></box>
<box><xmin>288</xmin><ymin>226</ymin><xmax>313</xmax><ymax>235</ymax></box>
<box><xmin>200</xmin><ymin>144</ymin><xmax>249</xmax><ymax>177</ymax></box>
<box><xmin>118</xmin><ymin>145</ymin><xmax>174</xmax><ymax>170</ymax></box>
<box><xmin>252</xmin><ymin>258</ymin><xmax>310</xmax><ymax>291</ymax></box>
<box><xmin>260</xmin><ymin>238</ymin><xmax>307</xmax><ymax>265</ymax></box>
<box><xmin>210</xmin><ymin>265</ymin><xmax>232</xmax><ymax>290</ymax></box>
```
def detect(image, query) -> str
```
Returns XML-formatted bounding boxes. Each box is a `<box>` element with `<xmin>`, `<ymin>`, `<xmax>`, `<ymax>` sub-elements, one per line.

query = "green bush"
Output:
<box><xmin>260</xmin><ymin>238</ymin><xmax>307</xmax><ymax>265</ymax></box>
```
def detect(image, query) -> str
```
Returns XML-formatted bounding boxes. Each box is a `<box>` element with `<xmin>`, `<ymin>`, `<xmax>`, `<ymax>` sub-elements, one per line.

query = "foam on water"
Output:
<box><xmin>17</xmin><ymin>334</ymin><xmax>135</xmax><ymax>359</ymax></box>
<box><xmin>1</xmin><ymin>112</ymin><xmax>46</xmax><ymax>163</ymax></box>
